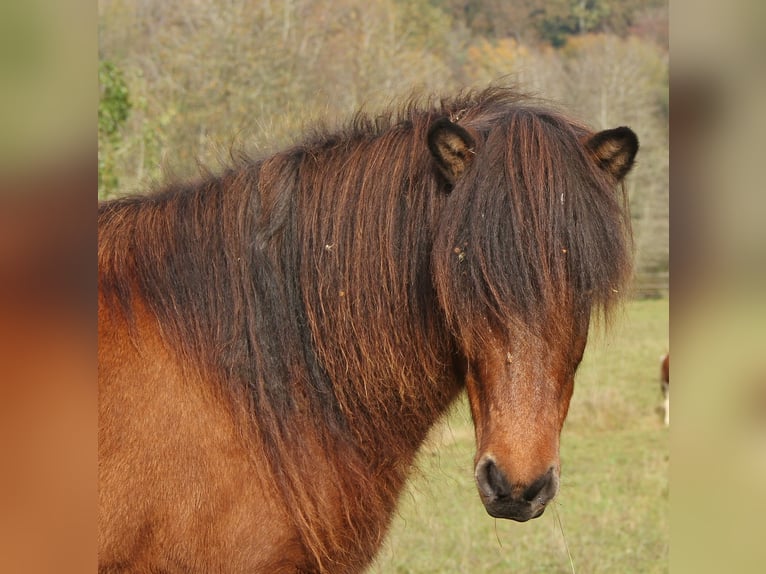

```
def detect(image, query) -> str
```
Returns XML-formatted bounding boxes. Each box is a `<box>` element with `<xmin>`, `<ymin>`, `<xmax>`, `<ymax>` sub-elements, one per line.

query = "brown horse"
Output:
<box><xmin>98</xmin><ymin>87</ymin><xmax>638</xmax><ymax>573</ymax></box>
<box><xmin>661</xmin><ymin>353</ymin><xmax>670</xmax><ymax>425</ymax></box>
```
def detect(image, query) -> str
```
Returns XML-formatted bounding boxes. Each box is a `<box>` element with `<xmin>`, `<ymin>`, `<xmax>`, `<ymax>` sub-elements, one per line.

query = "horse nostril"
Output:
<box><xmin>522</xmin><ymin>467</ymin><xmax>555</xmax><ymax>503</ymax></box>
<box><xmin>476</xmin><ymin>458</ymin><xmax>511</xmax><ymax>500</ymax></box>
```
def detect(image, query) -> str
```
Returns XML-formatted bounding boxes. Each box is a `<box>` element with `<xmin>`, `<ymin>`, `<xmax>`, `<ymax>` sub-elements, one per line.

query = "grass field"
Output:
<box><xmin>370</xmin><ymin>298</ymin><xmax>669</xmax><ymax>573</ymax></box>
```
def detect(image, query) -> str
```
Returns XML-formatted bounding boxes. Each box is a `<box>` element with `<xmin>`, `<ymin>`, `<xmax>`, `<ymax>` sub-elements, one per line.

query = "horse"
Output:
<box><xmin>98</xmin><ymin>87</ymin><xmax>638</xmax><ymax>573</ymax></box>
<box><xmin>660</xmin><ymin>353</ymin><xmax>670</xmax><ymax>425</ymax></box>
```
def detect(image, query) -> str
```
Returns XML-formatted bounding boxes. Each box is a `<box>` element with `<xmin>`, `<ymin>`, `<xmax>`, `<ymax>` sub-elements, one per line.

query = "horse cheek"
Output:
<box><xmin>464</xmin><ymin>370</ymin><xmax>489</xmax><ymax>460</ymax></box>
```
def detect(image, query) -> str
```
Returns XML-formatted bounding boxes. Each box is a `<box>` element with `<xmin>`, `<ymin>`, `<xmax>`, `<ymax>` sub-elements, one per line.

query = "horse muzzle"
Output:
<box><xmin>474</xmin><ymin>457</ymin><xmax>559</xmax><ymax>521</ymax></box>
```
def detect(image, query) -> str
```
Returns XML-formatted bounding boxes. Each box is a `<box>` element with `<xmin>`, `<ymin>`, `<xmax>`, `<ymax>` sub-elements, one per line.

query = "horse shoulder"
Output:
<box><xmin>98</xmin><ymin>294</ymin><xmax>307</xmax><ymax>572</ymax></box>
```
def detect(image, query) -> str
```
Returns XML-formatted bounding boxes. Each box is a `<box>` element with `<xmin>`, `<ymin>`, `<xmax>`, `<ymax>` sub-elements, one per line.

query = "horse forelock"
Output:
<box><xmin>432</xmin><ymin>101</ymin><xmax>633</xmax><ymax>348</ymax></box>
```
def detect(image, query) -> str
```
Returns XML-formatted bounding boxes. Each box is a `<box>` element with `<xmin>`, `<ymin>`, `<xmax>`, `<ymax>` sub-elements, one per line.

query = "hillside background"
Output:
<box><xmin>98</xmin><ymin>0</ymin><xmax>668</xmax><ymax>296</ymax></box>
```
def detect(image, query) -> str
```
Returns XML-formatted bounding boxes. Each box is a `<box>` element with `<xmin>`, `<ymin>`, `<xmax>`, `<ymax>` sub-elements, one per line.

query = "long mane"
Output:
<box><xmin>98</xmin><ymin>86</ymin><xmax>632</xmax><ymax>569</ymax></box>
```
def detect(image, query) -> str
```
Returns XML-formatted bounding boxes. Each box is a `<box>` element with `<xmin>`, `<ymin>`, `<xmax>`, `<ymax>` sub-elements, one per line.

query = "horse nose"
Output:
<box><xmin>475</xmin><ymin>457</ymin><xmax>558</xmax><ymax>521</ymax></box>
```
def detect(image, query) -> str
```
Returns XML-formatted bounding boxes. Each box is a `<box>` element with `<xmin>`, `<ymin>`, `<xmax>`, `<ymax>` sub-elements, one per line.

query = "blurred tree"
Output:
<box><xmin>98</xmin><ymin>60</ymin><xmax>131</xmax><ymax>198</ymax></box>
<box><xmin>97</xmin><ymin>0</ymin><xmax>668</xmax><ymax>293</ymax></box>
<box><xmin>628</xmin><ymin>4</ymin><xmax>669</xmax><ymax>50</ymax></box>
<box><xmin>432</xmin><ymin>0</ymin><xmax>666</xmax><ymax>46</ymax></box>
<box><xmin>530</xmin><ymin>0</ymin><xmax>612</xmax><ymax>47</ymax></box>
<box><xmin>558</xmin><ymin>33</ymin><xmax>668</xmax><ymax>295</ymax></box>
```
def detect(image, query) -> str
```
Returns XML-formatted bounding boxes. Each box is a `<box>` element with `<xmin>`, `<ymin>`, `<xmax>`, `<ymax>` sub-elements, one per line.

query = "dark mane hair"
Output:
<box><xmin>98</xmin><ymin>86</ymin><xmax>632</xmax><ymax>569</ymax></box>
<box><xmin>432</xmin><ymin>95</ymin><xmax>632</xmax><ymax>349</ymax></box>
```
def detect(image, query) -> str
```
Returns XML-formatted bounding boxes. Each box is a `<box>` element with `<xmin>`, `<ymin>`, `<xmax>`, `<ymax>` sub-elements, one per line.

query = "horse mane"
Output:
<box><xmin>98</xmin><ymin>86</ymin><xmax>632</xmax><ymax>570</ymax></box>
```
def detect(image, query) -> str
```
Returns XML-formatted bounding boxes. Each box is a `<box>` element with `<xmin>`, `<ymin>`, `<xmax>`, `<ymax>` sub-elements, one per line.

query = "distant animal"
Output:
<box><xmin>98</xmin><ymin>87</ymin><xmax>638</xmax><ymax>573</ymax></box>
<box><xmin>660</xmin><ymin>353</ymin><xmax>670</xmax><ymax>425</ymax></box>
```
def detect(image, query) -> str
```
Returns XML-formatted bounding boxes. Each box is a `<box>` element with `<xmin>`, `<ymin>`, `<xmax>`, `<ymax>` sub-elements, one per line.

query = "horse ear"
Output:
<box><xmin>585</xmin><ymin>126</ymin><xmax>639</xmax><ymax>181</ymax></box>
<box><xmin>428</xmin><ymin>117</ymin><xmax>476</xmax><ymax>187</ymax></box>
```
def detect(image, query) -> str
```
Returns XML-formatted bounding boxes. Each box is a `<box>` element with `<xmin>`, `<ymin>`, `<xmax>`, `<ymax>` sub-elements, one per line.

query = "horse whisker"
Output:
<box><xmin>552</xmin><ymin>501</ymin><xmax>576</xmax><ymax>574</ymax></box>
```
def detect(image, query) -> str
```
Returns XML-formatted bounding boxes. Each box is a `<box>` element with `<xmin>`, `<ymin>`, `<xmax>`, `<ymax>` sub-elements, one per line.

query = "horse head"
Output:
<box><xmin>428</xmin><ymin>112</ymin><xmax>638</xmax><ymax>521</ymax></box>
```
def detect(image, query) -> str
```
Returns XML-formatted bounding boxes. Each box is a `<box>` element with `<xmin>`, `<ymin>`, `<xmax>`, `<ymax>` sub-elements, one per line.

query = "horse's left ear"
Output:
<box><xmin>428</xmin><ymin>117</ymin><xmax>476</xmax><ymax>188</ymax></box>
<box><xmin>585</xmin><ymin>126</ymin><xmax>639</xmax><ymax>181</ymax></box>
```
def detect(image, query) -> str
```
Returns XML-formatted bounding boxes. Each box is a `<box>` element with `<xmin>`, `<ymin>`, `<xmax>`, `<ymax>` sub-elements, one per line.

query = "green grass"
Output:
<box><xmin>370</xmin><ymin>298</ymin><xmax>669</xmax><ymax>573</ymax></box>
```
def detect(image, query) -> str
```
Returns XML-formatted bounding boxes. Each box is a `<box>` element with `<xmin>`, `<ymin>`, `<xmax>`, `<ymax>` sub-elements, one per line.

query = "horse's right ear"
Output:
<box><xmin>428</xmin><ymin>118</ymin><xmax>476</xmax><ymax>188</ymax></box>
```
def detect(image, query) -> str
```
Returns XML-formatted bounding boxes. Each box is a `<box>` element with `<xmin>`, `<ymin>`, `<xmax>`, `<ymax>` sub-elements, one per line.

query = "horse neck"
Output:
<box><xmin>102</xmin><ymin>156</ymin><xmax>463</xmax><ymax>431</ymax></box>
<box><xmin>100</xmin><ymin>163</ymin><xmax>464</xmax><ymax>571</ymax></box>
<box><xmin>293</xmin><ymin>156</ymin><xmax>462</xmax><ymax>462</ymax></box>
